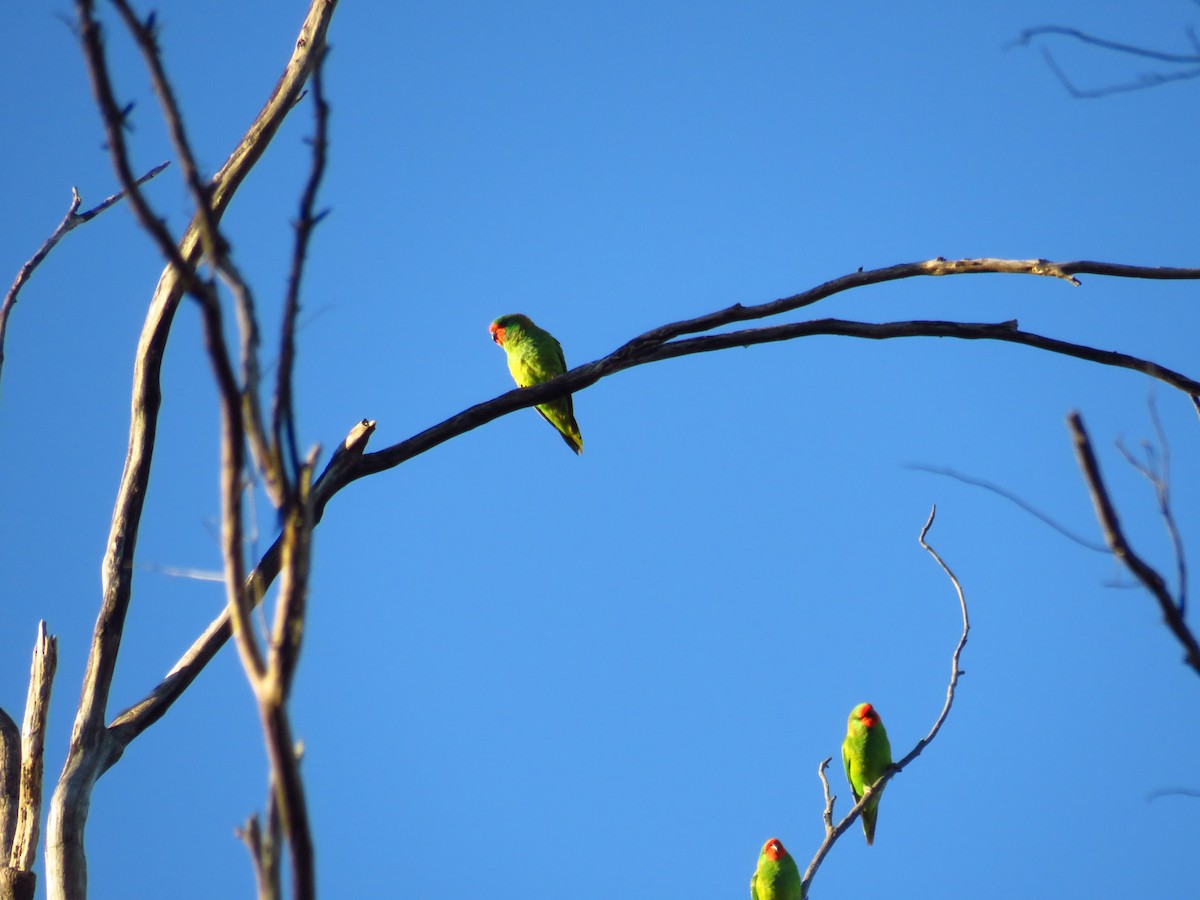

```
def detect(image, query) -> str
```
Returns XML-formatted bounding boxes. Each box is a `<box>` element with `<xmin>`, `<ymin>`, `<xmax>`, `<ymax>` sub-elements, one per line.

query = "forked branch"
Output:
<box><xmin>47</xmin><ymin>3</ymin><xmax>338</xmax><ymax>899</ymax></box>
<box><xmin>1067</xmin><ymin>412</ymin><xmax>1200</xmax><ymax>676</ymax></box>
<box><xmin>0</xmin><ymin>162</ymin><xmax>168</xmax><ymax>392</ymax></box>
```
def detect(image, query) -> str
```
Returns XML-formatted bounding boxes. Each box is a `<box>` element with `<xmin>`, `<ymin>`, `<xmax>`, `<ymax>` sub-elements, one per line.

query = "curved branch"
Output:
<box><xmin>1067</xmin><ymin>412</ymin><xmax>1200</xmax><ymax>676</ymax></box>
<box><xmin>1014</xmin><ymin>26</ymin><xmax>1200</xmax><ymax>65</ymax></box>
<box><xmin>801</xmin><ymin>506</ymin><xmax>970</xmax><ymax>893</ymax></box>
<box><xmin>107</xmin><ymin>257</ymin><xmax>1200</xmax><ymax>746</ymax></box>
<box><xmin>905</xmin><ymin>464</ymin><xmax>1109</xmax><ymax>553</ymax></box>
<box><xmin>1013</xmin><ymin>25</ymin><xmax>1200</xmax><ymax>98</ymax></box>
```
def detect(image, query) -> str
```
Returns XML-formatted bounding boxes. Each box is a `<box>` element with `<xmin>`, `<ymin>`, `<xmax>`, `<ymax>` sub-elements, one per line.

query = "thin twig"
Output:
<box><xmin>0</xmin><ymin>163</ymin><xmax>168</xmax><ymax>392</ymax></box>
<box><xmin>275</xmin><ymin>48</ymin><xmax>331</xmax><ymax>485</ymax></box>
<box><xmin>108</xmin><ymin>1</ymin><xmax>220</xmax><ymax>261</ymax></box>
<box><xmin>801</xmin><ymin>506</ymin><xmax>969</xmax><ymax>894</ymax></box>
<box><xmin>1113</xmin><ymin>400</ymin><xmax>1188</xmax><ymax>615</ymax></box>
<box><xmin>816</xmin><ymin>758</ymin><xmax>835</xmax><ymax>835</ymax></box>
<box><xmin>106</xmin><ymin>0</ymin><xmax>278</xmax><ymax>505</ymax></box>
<box><xmin>1014</xmin><ymin>26</ymin><xmax>1200</xmax><ymax>65</ymax></box>
<box><xmin>1014</xmin><ymin>25</ymin><xmax>1200</xmax><ymax>98</ymax></box>
<box><xmin>906</xmin><ymin>463</ymin><xmax>1109</xmax><ymax>553</ymax></box>
<box><xmin>75</xmin><ymin>0</ymin><xmax>208</xmax><ymax>298</ymax></box>
<box><xmin>1067</xmin><ymin>412</ymin><xmax>1200</xmax><ymax>676</ymax></box>
<box><xmin>1147</xmin><ymin>787</ymin><xmax>1200</xmax><ymax>802</ymax></box>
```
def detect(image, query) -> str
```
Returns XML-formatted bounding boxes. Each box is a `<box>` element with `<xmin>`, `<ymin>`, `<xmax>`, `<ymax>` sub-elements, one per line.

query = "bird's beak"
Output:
<box><xmin>490</xmin><ymin>326</ymin><xmax>505</xmax><ymax>346</ymax></box>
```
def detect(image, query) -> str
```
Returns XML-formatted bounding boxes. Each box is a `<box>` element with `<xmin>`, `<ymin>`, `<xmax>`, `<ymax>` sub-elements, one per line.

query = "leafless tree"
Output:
<box><xmin>2</xmin><ymin>2</ymin><xmax>1200</xmax><ymax>899</ymax></box>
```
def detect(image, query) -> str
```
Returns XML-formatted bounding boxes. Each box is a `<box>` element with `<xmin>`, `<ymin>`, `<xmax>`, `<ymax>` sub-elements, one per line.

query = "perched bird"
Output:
<box><xmin>749</xmin><ymin>837</ymin><xmax>802</xmax><ymax>900</ymax></box>
<box><xmin>489</xmin><ymin>313</ymin><xmax>583</xmax><ymax>454</ymax></box>
<box><xmin>842</xmin><ymin>702</ymin><xmax>894</xmax><ymax>846</ymax></box>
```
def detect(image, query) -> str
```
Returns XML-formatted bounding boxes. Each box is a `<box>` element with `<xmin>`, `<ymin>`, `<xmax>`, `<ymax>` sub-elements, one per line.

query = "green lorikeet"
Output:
<box><xmin>489</xmin><ymin>313</ymin><xmax>583</xmax><ymax>454</ymax></box>
<box><xmin>842</xmin><ymin>702</ymin><xmax>893</xmax><ymax>846</ymax></box>
<box><xmin>749</xmin><ymin>837</ymin><xmax>802</xmax><ymax>900</ymax></box>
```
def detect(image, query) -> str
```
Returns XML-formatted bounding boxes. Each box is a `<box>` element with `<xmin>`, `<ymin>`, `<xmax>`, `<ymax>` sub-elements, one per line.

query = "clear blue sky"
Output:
<box><xmin>3</xmin><ymin>2</ymin><xmax>1199</xmax><ymax>898</ymax></box>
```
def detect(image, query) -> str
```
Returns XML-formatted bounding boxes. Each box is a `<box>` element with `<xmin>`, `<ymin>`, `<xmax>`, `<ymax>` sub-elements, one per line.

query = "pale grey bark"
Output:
<box><xmin>44</xmin><ymin>3</ymin><xmax>339</xmax><ymax>899</ymax></box>
<box><xmin>1</xmin><ymin>622</ymin><xmax>57</xmax><ymax>900</ymax></box>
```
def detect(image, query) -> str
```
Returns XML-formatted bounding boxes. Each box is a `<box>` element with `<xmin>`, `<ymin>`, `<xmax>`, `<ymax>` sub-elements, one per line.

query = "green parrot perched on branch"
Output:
<box><xmin>842</xmin><ymin>702</ymin><xmax>894</xmax><ymax>846</ymax></box>
<box><xmin>489</xmin><ymin>313</ymin><xmax>583</xmax><ymax>454</ymax></box>
<box><xmin>749</xmin><ymin>837</ymin><xmax>802</xmax><ymax>900</ymax></box>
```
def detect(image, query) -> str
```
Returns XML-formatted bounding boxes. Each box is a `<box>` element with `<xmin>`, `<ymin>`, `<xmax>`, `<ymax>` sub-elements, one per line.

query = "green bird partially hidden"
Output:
<box><xmin>749</xmin><ymin>837</ymin><xmax>802</xmax><ymax>900</ymax></box>
<box><xmin>842</xmin><ymin>702</ymin><xmax>893</xmax><ymax>846</ymax></box>
<box><xmin>489</xmin><ymin>313</ymin><xmax>583</xmax><ymax>454</ymax></box>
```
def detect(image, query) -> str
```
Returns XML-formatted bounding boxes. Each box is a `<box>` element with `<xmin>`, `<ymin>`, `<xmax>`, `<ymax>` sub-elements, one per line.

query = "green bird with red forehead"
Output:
<box><xmin>489</xmin><ymin>313</ymin><xmax>583</xmax><ymax>454</ymax></box>
<box><xmin>842</xmin><ymin>702</ymin><xmax>894</xmax><ymax>846</ymax></box>
<box><xmin>749</xmin><ymin>837</ymin><xmax>802</xmax><ymax>900</ymax></box>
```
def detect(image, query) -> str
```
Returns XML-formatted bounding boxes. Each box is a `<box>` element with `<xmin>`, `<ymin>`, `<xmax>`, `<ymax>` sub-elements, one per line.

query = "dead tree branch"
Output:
<box><xmin>0</xmin><ymin>162</ymin><xmax>168</xmax><ymax>393</ymax></box>
<box><xmin>1013</xmin><ymin>25</ymin><xmax>1200</xmax><ymax>98</ymax></box>
<box><xmin>237</xmin><ymin>773</ymin><xmax>284</xmax><ymax>900</ymax></box>
<box><xmin>102</xmin><ymin>256</ymin><xmax>1200</xmax><ymax>755</ymax></box>
<box><xmin>801</xmin><ymin>506</ymin><xmax>970</xmax><ymax>895</ymax></box>
<box><xmin>906</xmin><ymin>464</ymin><xmax>1109</xmax><ymax>553</ymax></box>
<box><xmin>0</xmin><ymin>622</ymin><xmax>58</xmax><ymax>900</ymax></box>
<box><xmin>87</xmin><ymin>8</ymin><xmax>330</xmax><ymax>895</ymax></box>
<box><xmin>276</xmin><ymin>49</ymin><xmax>330</xmax><ymax>484</ymax></box>
<box><xmin>1115</xmin><ymin>400</ymin><xmax>1188</xmax><ymax>615</ymax></box>
<box><xmin>1067</xmin><ymin>412</ymin><xmax>1200</xmax><ymax>676</ymax></box>
<box><xmin>46</xmin><ymin>3</ymin><xmax>338</xmax><ymax>899</ymax></box>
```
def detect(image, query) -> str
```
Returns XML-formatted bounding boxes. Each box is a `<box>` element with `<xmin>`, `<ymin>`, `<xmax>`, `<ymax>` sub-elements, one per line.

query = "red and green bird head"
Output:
<box><xmin>488</xmin><ymin>313</ymin><xmax>535</xmax><ymax>347</ymax></box>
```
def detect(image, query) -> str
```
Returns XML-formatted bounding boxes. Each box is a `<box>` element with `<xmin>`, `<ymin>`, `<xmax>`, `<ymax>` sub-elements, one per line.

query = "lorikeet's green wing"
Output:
<box><xmin>750</xmin><ymin>871</ymin><xmax>760</xmax><ymax>900</ymax></box>
<box><xmin>526</xmin><ymin>328</ymin><xmax>581</xmax><ymax>453</ymax></box>
<box><xmin>842</xmin><ymin>740</ymin><xmax>860</xmax><ymax>803</ymax></box>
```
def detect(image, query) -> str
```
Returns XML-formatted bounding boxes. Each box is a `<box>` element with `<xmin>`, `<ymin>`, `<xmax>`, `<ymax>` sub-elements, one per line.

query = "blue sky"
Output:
<box><xmin>3</xmin><ymin>2</ymin><xmax>1200</xmax><ymax>898</ymax></box>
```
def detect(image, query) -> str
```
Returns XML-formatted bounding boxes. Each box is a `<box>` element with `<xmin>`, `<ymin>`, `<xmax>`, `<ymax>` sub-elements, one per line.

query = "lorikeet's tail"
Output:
<box><xmin>863</xmin><ymin>800</ymin><xmax>879</xmax><ymax>845</ymax></box>
<box><xmin>535</xmin><ymin>405</ymin><xmax>583</xmax><ymax>454</ymax></box>
<box><xmin>559</xmin><ymin>428</ymin><xmax>583</xmax><ymax>454</ymax></box>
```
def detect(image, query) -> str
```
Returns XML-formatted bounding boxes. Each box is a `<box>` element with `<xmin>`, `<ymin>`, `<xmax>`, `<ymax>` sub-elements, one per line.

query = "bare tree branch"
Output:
<box><xmin>0</xmin><ymin>623</ymin><xmax>57</xmax><ymax>900</ymax></box>
<box><xmin>1147</xmin><ymin>787</ymin><xmax>1200</xmax><ymax>802</ymax></box>
<box><xmin>906</xmin><ymin>463</ymin><xmax>1109</xmax><ymax>553</ymax></box>
<box><xmin>275</xmin><ymin>49</ymin><xmax>331</xmax><ymax>485</ymax></box>
<box><xmin>105</xmin><ymin>0</ymin><xmax>281</xmax><ymax>506</ymax></box>
<box><xmin>10</xmin><ymin>622</ymin><xmax>56</xmax><ymax>874</ymax></box>
<box><xmin>95</xmin><ymin>5</ymin><xmax>330</xmax><ymax>897</ymax></box>
<box><xmin>237</xmin><ymin>781</ymin><xmax>283</xmax><ymax>900</ymax></box>
<box><xmin>108</xmin><ymin>418</ymin><xmax>374</xmax><ymax>750</ymax></box>
<box><xmin>101</xmin><ymin>256</ymin><xmax>1200</xmax><ymax>754</ymax></box>
<box><xmin>0</xmin><ymin>711</ymin><xmax>18</xmax><ymax>875</ymax></box>
<box><xmin>1067</xmin><ymin>412</ymin><xmax>1200</xmax><ymax>676</ymax></box>
<box><xmin>46</xmin><ymin>3</ymin><xmax>339</xmax><ymax>898</ymax></box>
<box><xmin>801</xmin><ymin>506</ymin><xmax>970</xmax><ymax>894</ymax></box>
<box><xmin>815</xmin><ymin>758</ymin><xmax>835</xmax><ymax>834</ymax></box>
<box><xmin>1014</xmin><ymin>25</ymin><xmax>1200</xmax><ymax>98</ymax></box>
<box><xmin>1115</xmin><ymin>399</ymin><xmax>1188</xmax><ymax>615</ymax></box>
<box><xmin>0</xmin><ymin>163</ymin><xmax>168</xmax><ymax>394</ymax></box>
<box><xmin>1015</xmin><ymin>26</ymin><xmax>1200</xmax><ymax>65</ymax></box>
